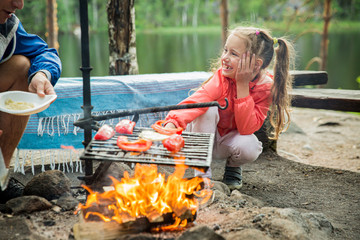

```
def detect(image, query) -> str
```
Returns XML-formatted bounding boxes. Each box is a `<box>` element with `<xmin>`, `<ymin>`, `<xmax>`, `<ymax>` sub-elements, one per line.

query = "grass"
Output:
<box><xmin>137</xmin><ymin>25</ymin><xmax>221</xmax><ymax>34</ymax></box>
<box><xmin>136</xmin><ymin>20</ymin><xmax>360</xmax><ymax>35</ymax></box>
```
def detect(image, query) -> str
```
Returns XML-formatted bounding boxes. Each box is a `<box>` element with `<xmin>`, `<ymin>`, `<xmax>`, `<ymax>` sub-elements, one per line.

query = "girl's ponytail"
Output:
<box><xmin>270</xmin><ymin>38</ymin><xmax>294</xmax><ymax>139</ymax></box>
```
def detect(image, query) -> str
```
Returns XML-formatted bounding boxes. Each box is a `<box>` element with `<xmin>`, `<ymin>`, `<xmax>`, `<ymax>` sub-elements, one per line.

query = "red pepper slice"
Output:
<box><xmin>162</xmin><ymin>134</ymin><xmax>185</xmax><ymax>153</ymax></box>
<box><xmin>151</xmin><ymin>120</ymin><xmax>183</xmax><ymax>135</ymax></box>
<box><xmin>115</xmin><ymin>119</ymin><xmax>136</xmax><ymax>134</ymax></box>
<box><xmin>94</xmin><ymin>124</ymin><xmax>115</xmax><ymax>140</ymax></box>
<box><xmin>117</xmin><ymin>136</ymin><xmax>152</xmax><ymax>152</ymax></box>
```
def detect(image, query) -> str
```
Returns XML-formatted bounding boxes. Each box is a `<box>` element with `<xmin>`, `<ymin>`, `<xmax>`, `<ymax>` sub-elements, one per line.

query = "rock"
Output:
<box><xmin>227</xmin><ymin>229</ymin><xmax>273</xmax><ymax>240</ymax></box>
<box><xmin>96</xmin><ymin>163</ymin><xmax>133</xmax><ymax>186</ymax></box>
<box><xmin>6</xmin><ymin>195</ymin><xmax>52</xmax><ymax>214</ymax></box>
<box><xmin>23</xmin><ymin>170</ymin><xmax>71</xmax><ymax>201</ymax></box>
<box><xmin>230</xmin><ymin>190</ymin><xmax>265</xmax><ymax>207</ymax></box>
<box><xmin>55</xmin><ymin>193</ymin><xmax>80</xmax><ymax>211</ymax></box>
<box><xmin>0</xmin><ymin>217</ymin><xmax>47</xmax><ymax>240</ymax></box>
<box><xmin>252</xmin><ymin>213</ymin><xmax>266</xmax><ymax>223</ymax></box>
<box><xmin>0</xmin><ymin>203</ymin><xmax>12</xmax><ymax>214</ymax></box>
<box><xmin>211</xmin><ymin>181</ymin><xmax>231</xmax><ymax>195</ymax></box>
<box><xmin>318</xmin><ymin>121</ymin><xmax>341</xmax><ymax>127</ymax></box>
<box><xmin>301</xmin><ymin>212</ymin><xmax>334</xmax><ymax>237</ymax></box>
<box><xmin>52</xmin><ymin>205</ymin><xmax>62</xmax><ymax>213</ymax></box>
<box><xmin>267</xmin><ymin>218</ymin><xmax>307</xmax><ymax>240</ymax></box>
<box><xmin>263</xmin><ymin>208</ymin><xmax>334</xmax><ymax>240</ymax></box>
<box><xmin>284</xmin><ymin>122</ymin><xmax>305</xmax><ymax>134</ymax></box>
<box><xmin>302</xmin><ymin>144</ymin><xmax>313</xmax><ymax>151</ymax></box>
<box><xmin>208</xmin><ymin>190</ymin><xmax>229</xmax><ymax>208</ymax></box>
<box><xmin>177</xmin><ymin>225</ymin><xmax>225</xmax><ymax>240</ymax></box>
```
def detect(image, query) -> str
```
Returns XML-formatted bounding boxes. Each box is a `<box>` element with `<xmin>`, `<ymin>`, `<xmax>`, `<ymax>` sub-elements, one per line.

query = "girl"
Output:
<box><xmin>164</xmin><ymin>26</ymin><xmax>294</xmax><ymax>190</ymax></box>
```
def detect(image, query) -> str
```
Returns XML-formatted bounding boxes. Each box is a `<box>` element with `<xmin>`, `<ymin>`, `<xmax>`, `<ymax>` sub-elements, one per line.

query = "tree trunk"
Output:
<box><xmin>107</xmin><ymin>0</ymin><xmax>139</xmax><ymax>75</ymax></box>
<box><xmin>91</xmin><ymin>0</ymin><xmax>99</xmax><ymax>30</ymax></box>
<box><xmin>182</xmin><ymin>4</ymin><xmax>188</xmax><ymax>27</ymax></box>
<box><xmin>220</xmin><ymin>0</ymin><xmax>228</xmax><ymax>46</ymax></box>
<box><xmin>46</xmin><ymin>0</ymin><xmax>59</xmax><ymax>51</ymax></box>
<box><xmin>192</xmin><ymin>0</ymin><xmax>200</xmax><ymax>28</ymax></box>
<box><xmin>320</xmin><ymin>0</ymin><xmax>331</xmax><ymax>71</ymax></box>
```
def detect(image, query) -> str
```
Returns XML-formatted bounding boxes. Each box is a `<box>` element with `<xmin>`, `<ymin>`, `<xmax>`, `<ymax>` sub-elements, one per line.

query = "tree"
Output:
<box><xmin>320</xmin><ymin>0</ymin><xmax>331</xmax><ymax>71</ymax></box>
<box><xmin>107</xmin><ymin>0</ymin><xmax>139</xmax><ymax>75</ymax></box>
<box><xmin>46</xmin><ymin>0</ymin><xmax>59</xmax><ymax>51</ymax></box>
<box><xmin>220</xmin><ymin>0</ymin><xmax>228</xmax><ymax>46</ymax></box>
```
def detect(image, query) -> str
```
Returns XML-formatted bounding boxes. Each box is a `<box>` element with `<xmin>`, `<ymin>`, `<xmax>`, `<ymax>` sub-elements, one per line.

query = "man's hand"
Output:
<box><xmin>28</xmin><ymin>72</ymin><xmax>56</xmax><ymax>97</ymax></box>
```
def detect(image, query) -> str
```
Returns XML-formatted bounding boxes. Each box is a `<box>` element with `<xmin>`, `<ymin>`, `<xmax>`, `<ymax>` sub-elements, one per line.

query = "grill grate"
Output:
<box><xmin>80</xmin><ymin>127</ymin><xmax>214</xmax><ymax>170</ymax></box>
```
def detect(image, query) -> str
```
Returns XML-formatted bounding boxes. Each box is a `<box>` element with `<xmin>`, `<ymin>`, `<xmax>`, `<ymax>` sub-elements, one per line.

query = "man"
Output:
<box><xmin>0</xmin><ymin>0</ymin><xmax>61</xmax><ymax>201</ymax></box>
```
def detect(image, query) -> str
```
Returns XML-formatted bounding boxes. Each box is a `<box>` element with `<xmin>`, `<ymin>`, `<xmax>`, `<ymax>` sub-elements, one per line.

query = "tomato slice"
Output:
<box><xmin>117</xmin><ymin>136</ymin><xmax>152</xmax><ymax>152</ymax></box>
<box><xmin>94</xmin><ymin>124</ymin><xmax>115</xmax><ymax>140</ymax></box>
<box><xmin>162</xmin><ymin>134</ymin><xmax>185</xmax><ymax>153</ymax></box>
<box><xmin>151</xmin><ymin>120</ymin><xmax>183</xmax><ymax>135</ymax></box>
<box><xmin>115</xmin><ymin>119</ymin><xmax>136</xmax><ymax>134</ymax></box>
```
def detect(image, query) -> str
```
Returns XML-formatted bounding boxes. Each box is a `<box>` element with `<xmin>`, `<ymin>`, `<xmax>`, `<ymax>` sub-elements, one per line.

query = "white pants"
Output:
<box><xmin>187</xmin><ymin>107</ymin><xmax>263</xmax><ymax>178</ymax></box>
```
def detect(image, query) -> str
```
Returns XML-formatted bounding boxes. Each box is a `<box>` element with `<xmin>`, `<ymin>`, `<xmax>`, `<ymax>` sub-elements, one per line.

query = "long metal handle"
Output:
<box><xmin>92</xmin><ymin>98</ymin><xmax>228</xmax><ymax>121</ymax></box>
<box><xmin>74</xmin><ymin>99</ymin><xmax>228</xmax><ymax>130</ymax></box>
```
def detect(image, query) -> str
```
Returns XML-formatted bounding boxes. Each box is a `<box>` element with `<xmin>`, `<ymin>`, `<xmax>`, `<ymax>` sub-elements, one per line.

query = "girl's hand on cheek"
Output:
<box><xmin>235</xmin><ymin>52</ymin><xmax>259</xmax><ymax>86</ymax></box>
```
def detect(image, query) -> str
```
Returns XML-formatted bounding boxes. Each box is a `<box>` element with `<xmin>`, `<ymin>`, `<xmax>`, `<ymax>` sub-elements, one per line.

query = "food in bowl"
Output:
<box><xmin>4</xmin><ymin>98</ymin><xmax>35</xmax><ymax>110</ymax></box>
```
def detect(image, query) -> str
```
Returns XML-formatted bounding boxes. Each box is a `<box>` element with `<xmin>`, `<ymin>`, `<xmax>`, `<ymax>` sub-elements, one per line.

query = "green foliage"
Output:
<box><xmin>15</xmin><ymin>1</ymin><xmax>46</xmax><ymax>35</ymax></box>
<box><xmin>12</xmin><ymin>0</ymin><xmax>360</xmax><ymax>34</ymax></box>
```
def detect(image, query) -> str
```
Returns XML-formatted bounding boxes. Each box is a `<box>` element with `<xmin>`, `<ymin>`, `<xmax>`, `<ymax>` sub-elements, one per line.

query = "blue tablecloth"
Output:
<box><xmin>18</xmin><ymin>72</ymin><xmax>211</xmax><ymax>149</ymax></box>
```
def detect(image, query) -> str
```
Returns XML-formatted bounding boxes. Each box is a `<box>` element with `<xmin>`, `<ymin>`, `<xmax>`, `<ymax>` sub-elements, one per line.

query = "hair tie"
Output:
<box><xmin>273</xmin><ymin>37</ymin><xmax>278</xmax><ymax>45</ymax></box>
<box><xmin>255</xmin><ymin>30</ymin><xmax>260</xmax><ymax>36</ymax></box>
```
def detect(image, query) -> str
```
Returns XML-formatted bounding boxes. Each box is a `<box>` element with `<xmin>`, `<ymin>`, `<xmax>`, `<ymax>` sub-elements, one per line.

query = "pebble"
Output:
<box><xmin>252</xmin><ymin>213</ymin><xmax>266</xmax><ymax>223</ymax></box>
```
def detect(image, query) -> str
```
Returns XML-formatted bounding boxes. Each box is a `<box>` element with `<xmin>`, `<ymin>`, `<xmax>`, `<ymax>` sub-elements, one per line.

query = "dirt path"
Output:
<box><xmin>240</xmin><ymin>152</ymin><xmax>359</xmax><ymax>240</ymax></box>
<box><xmin>241</xmin><ymin>108</ymin><xmax>360</xmax><ymax>239</ymax></box>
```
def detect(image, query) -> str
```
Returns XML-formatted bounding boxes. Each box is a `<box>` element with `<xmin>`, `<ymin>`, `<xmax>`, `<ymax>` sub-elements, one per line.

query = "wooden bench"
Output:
<box><xmin>257</xmin><ymin>70</ymin><xmax>360</xmax><ymax>151</ymax></box>
<box><xmin>290</xmin><ymin>70</ymin><xmax>360</xmax><ymax>112</ymax></box>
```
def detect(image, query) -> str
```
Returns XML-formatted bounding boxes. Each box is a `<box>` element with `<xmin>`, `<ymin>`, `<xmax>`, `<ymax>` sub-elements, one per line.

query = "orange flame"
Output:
<box><xmin>75</xmin><ymin>162</ymin><xmax>212</xmax><ymax>231</ymax></box>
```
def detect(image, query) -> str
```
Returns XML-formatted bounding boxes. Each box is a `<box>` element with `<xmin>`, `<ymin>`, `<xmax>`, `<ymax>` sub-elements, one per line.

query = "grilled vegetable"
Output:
<box><xmin>151</xmin><ymin>120</ymin><xmax>183</xmax><ymax>135</ymax></box>
<box><xmin>117</xmin><ymin>136</ymin><xmax>152</xmax><ymax>152</ymax></box>
<box><xmin>115</xmin><ymin>119</ymin><xmax>136</xmax><ymax>134</ymax></box>
<box><xmin>162</xmin><ymin>134</ymin><xmax>185</xmax><ymax>153</ymax></box>
<box><xmin>94</xmin><ymin>124</ymin><xmax>115</xmax><ymax>140</ymax></box>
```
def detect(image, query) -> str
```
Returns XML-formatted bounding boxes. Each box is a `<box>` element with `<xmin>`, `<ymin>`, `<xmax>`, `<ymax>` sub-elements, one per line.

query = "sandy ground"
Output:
<box><xmin>277</xmin><ymin>108</ymin><xmax>360</xmax><ymax>173</ymax></box>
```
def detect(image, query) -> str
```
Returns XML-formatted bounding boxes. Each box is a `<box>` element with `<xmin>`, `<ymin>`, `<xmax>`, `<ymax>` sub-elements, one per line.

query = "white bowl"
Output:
<box><xmin>0</xmin><ymin>91</ymin><xmax>57</xmax><ymax>116</ymax></box>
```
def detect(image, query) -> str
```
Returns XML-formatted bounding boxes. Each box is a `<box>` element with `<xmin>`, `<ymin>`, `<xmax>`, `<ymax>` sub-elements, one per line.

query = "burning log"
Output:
<box><xmin>73</xmin><ymin>218</ymin><xmax>148</xmax><ymax>240</ymax></box>
<box><xmin>73</xmin><ymin>210</ymin><xmax>196</xmax><ymax>239</ymax></box>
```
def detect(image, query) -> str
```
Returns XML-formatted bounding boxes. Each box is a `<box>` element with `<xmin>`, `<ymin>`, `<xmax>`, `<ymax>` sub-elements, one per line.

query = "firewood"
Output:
<box><xmin>73</xmin><ymin>217</ymin><xmax>150</xmax><ymax>240</ymax></box>
<box><xmin>73</xmin><ymin>210</ymin><xmax>196</xmax><ymax>239</ymax></box>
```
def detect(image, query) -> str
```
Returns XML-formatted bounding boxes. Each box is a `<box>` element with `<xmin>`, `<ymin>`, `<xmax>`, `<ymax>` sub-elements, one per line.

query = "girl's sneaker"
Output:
<box><xmin>222</xmin><ymin>166</ymin><xmax>242</xmax><ymax>190</ymax></box>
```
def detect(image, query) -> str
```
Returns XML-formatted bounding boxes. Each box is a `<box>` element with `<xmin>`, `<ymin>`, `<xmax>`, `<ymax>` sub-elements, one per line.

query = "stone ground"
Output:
<box><xmin>1</xmin><ymin>107</ymin><xmax>359</xmax><ymax>239</ymax></box>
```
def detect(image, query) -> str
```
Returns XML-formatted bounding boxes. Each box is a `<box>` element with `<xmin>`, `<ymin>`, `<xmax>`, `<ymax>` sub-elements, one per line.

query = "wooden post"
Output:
<box><xmin>107</xmin><ymin>0</ymin><xmax>139</xmax><ymax>75</ymax></box>
<box><xmin>46</xmin><ymin>0</ymin><xmax>59</xmax><ymax>51</ymax></box>
<box><xmin>320</xmin><ymin>0</ymin><xmax>331</xmax><ymax>71</ymax></box>
<box><xmin>220</xmin><ymin>0</ymin><xmax>228</xmax><ymax>46</ymax></box>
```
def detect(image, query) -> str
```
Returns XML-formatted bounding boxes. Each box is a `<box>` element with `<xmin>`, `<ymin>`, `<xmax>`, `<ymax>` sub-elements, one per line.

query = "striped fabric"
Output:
<box><xmin>18</xmin><ymin>72</ymin><xmax>211</xmax><ymax>150</ymax></box>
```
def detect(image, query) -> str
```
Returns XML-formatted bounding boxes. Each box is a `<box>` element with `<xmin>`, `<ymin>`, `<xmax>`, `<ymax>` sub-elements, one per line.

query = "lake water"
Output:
<box><xmin>58</xmin><ymin>31</ymin><xmax>360</xmax><ymax>90</ymax></box>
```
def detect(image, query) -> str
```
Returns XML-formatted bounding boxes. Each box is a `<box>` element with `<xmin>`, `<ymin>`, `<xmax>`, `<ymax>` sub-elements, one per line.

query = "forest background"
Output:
<box><xmin>15</xmin><ymin>0</ymin><xmax>360</xmax><ymax>89</ymax></box>
<box><xmin>16</xmin><ymin>0</ymin><xmax>360</xmax><ymax>33</ymax></box>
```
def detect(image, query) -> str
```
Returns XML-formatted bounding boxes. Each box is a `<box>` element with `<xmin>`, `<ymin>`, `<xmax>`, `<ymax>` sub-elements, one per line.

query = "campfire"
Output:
<box><xmin>74</xmin><ymin>162</ymin><xmax>212</xmax><ymax>233</ymax></box>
